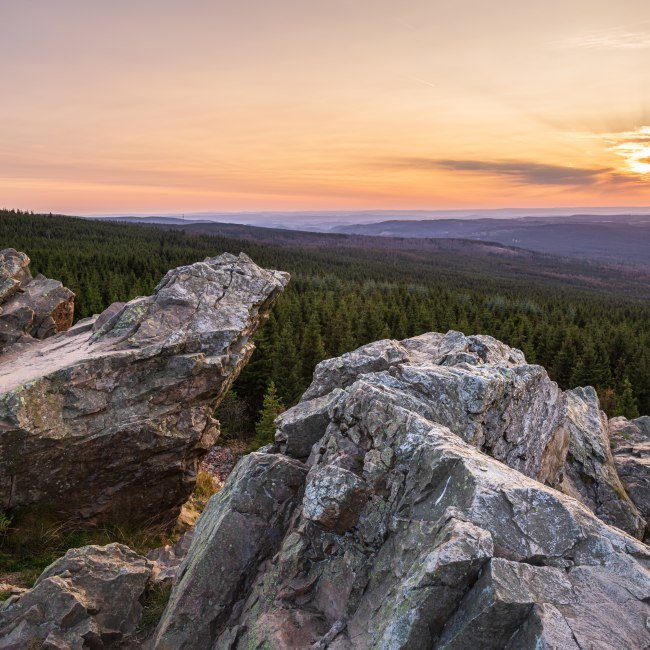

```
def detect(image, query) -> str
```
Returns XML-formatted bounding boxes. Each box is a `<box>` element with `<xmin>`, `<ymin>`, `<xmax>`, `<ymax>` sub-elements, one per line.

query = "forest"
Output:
<box><xmin>1</xmin><ymin>209</ymin><xmax>647</xmax><ymax>442</ymax></box>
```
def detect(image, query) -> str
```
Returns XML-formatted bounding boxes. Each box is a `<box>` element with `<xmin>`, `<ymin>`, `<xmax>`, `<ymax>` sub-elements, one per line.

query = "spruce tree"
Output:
<box><xmin>252</xmin><ymin>381</ymin><xmax>285</xmax><ymax>450</ymax></box>
<box><xmin>614</xmin><ymin>377</ymin><xmax>640</xmax><ymax>419</ymax></box>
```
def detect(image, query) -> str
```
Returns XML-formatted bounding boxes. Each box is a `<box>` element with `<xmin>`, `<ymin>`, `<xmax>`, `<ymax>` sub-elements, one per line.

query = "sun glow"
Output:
<box><xmin>608</xmin><ymin>126</ymin><xmax>650</xmax><ymax>177</ymax></box>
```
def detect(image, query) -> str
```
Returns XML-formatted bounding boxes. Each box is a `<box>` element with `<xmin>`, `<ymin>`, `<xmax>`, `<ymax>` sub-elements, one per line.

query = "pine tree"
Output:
<box><xmin>301</xmin><ymin>313</ymin><xmax>327</xmax><ymax>381</ymax></box>
<box><xmin>614</xmin><ymin>377</ymin><xmax>640</xmax><ymax>419</ymax></box>
<box><xmin>272</xmin><ymin>325</ymin><xmax>303</xmax><ymax>405</ymax></box>
<box><xmin>252</xmin><ymin>381</ymin><xmax>285</xmax><ymax>450</ymax></box>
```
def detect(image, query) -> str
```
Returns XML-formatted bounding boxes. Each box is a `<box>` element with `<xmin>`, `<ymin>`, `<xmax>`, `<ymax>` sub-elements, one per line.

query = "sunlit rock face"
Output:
<box><xmin>0</xmin><ymin>543</ymin><xmax>153</xmax><ymax>648</ymax></box>
<box><xmin>154</xmin><ymin>333</ymin><xmax>650</xmax><ymax>650</ymax></box>
<box><xmin>0</xmin><ymin>252</ymin><xmax>288</xmax><ymax>528</ymax></box>
<box><xmin>285</xmin><ymin>332</ymin><xmax>570</xmax><ymax>485</ymax></box>
<box><xmin>0</xmin><ymin>248</ymin><xmax>74</xmax><ymax>349</ymax></box>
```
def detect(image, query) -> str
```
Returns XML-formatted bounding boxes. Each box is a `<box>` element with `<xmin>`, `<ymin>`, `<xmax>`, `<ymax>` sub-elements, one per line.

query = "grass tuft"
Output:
<box><xmin>0</xmin><ymin>514</ymin><xmax>178</xmax><ymax>589</ymax></box>
<box><xmin>137</xmin><ymin>581</ymin><xmax>173</xmax><ymax>636</ymax></box>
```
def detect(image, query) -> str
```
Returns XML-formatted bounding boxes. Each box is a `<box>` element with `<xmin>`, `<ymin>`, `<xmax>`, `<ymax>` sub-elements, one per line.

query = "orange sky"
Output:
<box><xmin>1</xmin><ymin>0</ymin><xmax>650</xmax><ymax>214</ymax></box>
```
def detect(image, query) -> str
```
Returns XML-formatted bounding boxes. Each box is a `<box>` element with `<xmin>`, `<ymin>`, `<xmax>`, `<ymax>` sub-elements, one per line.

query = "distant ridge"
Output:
<box><xmin>331</xmin><ymin>216</ymin><xmax>650</xmax><ymax>269</ymax></box>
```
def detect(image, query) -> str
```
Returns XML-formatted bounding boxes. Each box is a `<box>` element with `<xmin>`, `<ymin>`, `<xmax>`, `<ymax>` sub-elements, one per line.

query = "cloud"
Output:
<box><xmin>562</xmin><ymin>30</ymin><xmax>650</xmax><ymax>50</ymax></box>
<box><xmin>385</xmin><ymin>158</ymin><xmax>610</xmax><ymax>186</ymax></box>
<box><xmin>598</xmin><ymin>126</ymin><xmax>650</xmax><ymax>176</ymax></box>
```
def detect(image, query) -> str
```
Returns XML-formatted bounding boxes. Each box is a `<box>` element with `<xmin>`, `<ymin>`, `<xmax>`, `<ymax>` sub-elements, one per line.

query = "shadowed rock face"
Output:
<box><xmin>154</xmin><ymin>333</ymin><xmax>650</xmax><ymax>649</ymax></box>
<box><xmin>610</xmin><ymin>416</ymin><xmax>650</xmax><ymax>541</ymax></box>
<box><xmin>0</xmin><ymin>253</ymin><xmax>288</xmax><ymax>527</ymax></box>
<box><xmin>556</xmin><ymin>387</ymin><xmax>645</xmax><ymax>538</ymax></box>
<box><xmin>0</xmin><ymin>248</ymin><xmax>74</xmax><ymax>349</ymax></box>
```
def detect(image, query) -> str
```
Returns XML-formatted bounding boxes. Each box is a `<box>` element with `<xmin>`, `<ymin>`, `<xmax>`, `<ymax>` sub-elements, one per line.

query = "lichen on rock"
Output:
<box><xmin>153</xmin><ymin>332</ymin><xmax>650</xmax><ymax>649</ymax></box>
<box><xmin>0</xmin><ymin>252</ymin><xmax>289</xmax><ymax>528</ymax></box>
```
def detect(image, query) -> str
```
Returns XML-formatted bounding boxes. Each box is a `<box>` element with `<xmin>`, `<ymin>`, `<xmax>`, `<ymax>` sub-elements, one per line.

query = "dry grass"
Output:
<box><xmin>0</xmin><ymin>470</ymin><xmax>222</xmax><ymax>590</ymax></box>
<box><xmin>0</xmin><ymin>513</ymin><xmax>178</xmax><ymax>589</ymax></box>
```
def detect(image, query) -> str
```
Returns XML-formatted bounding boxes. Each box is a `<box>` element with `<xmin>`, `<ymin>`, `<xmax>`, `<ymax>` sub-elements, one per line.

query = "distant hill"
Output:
<box><xmin>331</xmin><ymin>215</ymin><xmax>650</xmax><ymax>269</ymax></box>
<box><xmin>3</xmin><ymin>209</ymin><xmax>649</xmax><ymax>419</ymax></box>
<box><xmin>94</xmin><ymin>216</ymin><xmax>212</xmax><ymax>226</ymax></box>
<box><xmin>156</xmin><ymin>220</ymin><xmax>650</xmax><ymax>298</ymax></box>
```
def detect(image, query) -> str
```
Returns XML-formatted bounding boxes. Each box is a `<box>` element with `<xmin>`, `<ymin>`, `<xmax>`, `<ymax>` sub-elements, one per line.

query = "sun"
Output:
<box><xmin>608</xmin><ymin>127</ymin><xmax>650</xmax><ymax>178</ymax></box>
<box><xmin>624</xmin><ymin>144</ymin><xmax>650</xmax><ymax>176</ymax></box>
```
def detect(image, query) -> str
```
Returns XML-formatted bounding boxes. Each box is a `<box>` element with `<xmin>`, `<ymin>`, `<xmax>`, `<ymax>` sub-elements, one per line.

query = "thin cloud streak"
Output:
<box><xmin>562</xmin><ymin>29</ymin><xmax>650</xmax><ymax>50</ymax></box>
<box><xmin>382</xmin><ymin>158</ymin><xmax>611</xmax><ymax>186</ymax></box>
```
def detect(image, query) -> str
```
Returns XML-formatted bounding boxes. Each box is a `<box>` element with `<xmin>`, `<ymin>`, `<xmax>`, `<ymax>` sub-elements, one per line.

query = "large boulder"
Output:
<box><xmin>555</xmin><ymin>387</ymin><xmax>645</xmax><ymax>538</ymax></box>
<box><xmin>0</xmin><ymin>543</ymin><xmax>152</xmax><ymax>649</ymax></box>
<box><xmin>153</xmin><ymin>452</ymin><xmax>308</xmax><ymax>648</ymax></box>
<box><xmin>0</xmin><ymin>248</ymin><xmax>74</xmax><ymax>349</ymax></box>
<box><xmin>280</xmin><ymin>331</ymin><xmax>569</xmax><ymax>484</ymax></box>
<box><xmin>610</xmin><ymin>415</ymin><xmax>650</xmax><ymax>541</ymax></box>
<box><xmin>0</xmin><ymin>253</ymin><xmax>288</xmax><ymax>527</ymax></box>
<box><xmin>155</xmin><ymin>334</ymin><xmax>650</xmax><ymax>649</ymax></box>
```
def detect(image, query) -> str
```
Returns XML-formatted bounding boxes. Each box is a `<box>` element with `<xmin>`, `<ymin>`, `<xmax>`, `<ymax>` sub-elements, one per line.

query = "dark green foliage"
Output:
<box><xmin>214</xmin><ymin>391</ymin><xmax>253</xmax><ymax>441</ymax></box>
<box><xmin>1</xmin><ymin>209</ymin><xmax>648</xmax><ymax>425</ymax></box>
<box><xmin>614</xmin><ymin>377</ymin><xmax>640</xmax><ymax>419</ymax></box>
<box><xmin>252</xmin><ymin>381</ymin><xmax>285</xmax><ymax>450</ymax></box>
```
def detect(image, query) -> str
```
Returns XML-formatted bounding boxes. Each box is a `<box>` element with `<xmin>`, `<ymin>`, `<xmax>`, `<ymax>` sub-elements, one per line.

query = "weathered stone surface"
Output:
<box><xmin>301</xmin><ymin>339</ymin><xmax>410</xmax><ymax>401</ymax></box>
<box><xmin>152</xmin><ymin>452</ymin><xmax>308</xmax><ymax>649</ymax></box>
<box><xmin>155</xmin><ymin>334</ymin><xmax>650</xmax><ymax>649</ymax></box>
<box><xmin>0</xmin><ymin>249</ymin><xmax>31</xmax><ymax>303</ymax></box>
<box><xmin>0</xmin><ymin>253</ymin><xmax>288</xmax><ymax>527</ymax></box>
<box><xmin>556</xmin><ymin>387</ymin><xmax>645</xmax><ymax>538</ymax></box>
<box><xmin>0</xmin><ymin>543</ymin><xmax>152</xmax><ymax>649</ymax></box>
<box><xmin>610</xmin><ymin>415</ymin><xmax>650</xmax><ymax>541</ymax></box>
<box><xmin>0</xmin><ymin>248</ymin><xmax>74</xmax><ymax>349</ymax></box>
<box><xmin>275</xmin><ymin>388</ymin><xmax>344</xmax><ymax>458</ymax></box>
<box><xmin>146</xmin><ymin>529</ymin><xmax>195</xmax><ymax>586</ymax></box>
<box><xmin>290</xmin><ymin>331</ymin><xmax>569</xmax><ymax>485</ymax></box>
<box><xmin>436</xmin><ymin>558</ymin><xmax>575</xmax><ymax>649</ymax></box>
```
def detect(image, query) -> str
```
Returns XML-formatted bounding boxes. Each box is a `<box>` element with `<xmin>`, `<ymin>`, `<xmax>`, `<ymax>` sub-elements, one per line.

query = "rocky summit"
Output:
<box><xmin>2</xmin><ymin>257</ymin><xmax>649</xmax><ymax>649</ymax></box>
<box><xmin>154</xmin><ymin>332</ymin><xmax>650</xmax><ymax>649</ymax></box>
<box><xmin>0</xmin><ymin>252</ymin><xmax>288</xmax><ymax>527</ymax></box>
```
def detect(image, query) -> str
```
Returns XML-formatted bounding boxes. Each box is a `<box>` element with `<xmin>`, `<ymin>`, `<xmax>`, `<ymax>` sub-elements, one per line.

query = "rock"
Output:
<box><xmin>436</xmin><ymin>558</ymin><xmax>575</xmax><ymax>649</ymax></box>
<box><xmin>147</xmin><ymin>530</ymin><xmax>195</xmax><ymax>586</ymax></box>
<box><xmin>556</xmin><ymin>387</ymin><xmax>645</xmax><ymax>538</ymax></box>
<box><xmin>275</xmin><ymin>389</ymin><xmax>344</xmax><ymax>458</ymax></box>
<box><xmin>289</xmin><ymin>331</ymin><xmax>569</xmax><ymax>484</ymax></box>
<box><xmin>301</xmin><ymin>339</ymin><xmax>410</xmax><ymax>401</ymax></box>
<box><xmin>303</xmin><ymin>465</ymin><xmax>368</xmax><ymax>534</ymax></box>
<box><xmin>152</xmin><ymin>452</ymin><xmax>308</xmax><ymax>649</ymax></box>
<box><xmin>0</xmin><ymin>249</ymin><xmax>74</xmax><ymax>349</ymax></box>
<box><xmin>610</xmin><ymin>415</ymin><xmax>650</xmax><ymax>541</ymax></box>
<box><xmin>0</xmin><ymin>543</ymin><xmax>152</xmax><ymax>649</ymax></box>
<box><xmin>0</xmin><ymin>253</ymin><xmax>288</xmax><ymax>527</ymax></box>
<box><xmin>0</xmin><ymin>249</ymin><xmax>31</xmax><ymax>302</ymax></box>
<box><xmin>154</xmin><ymin>333</ymin><xmax>650</xmax><ymax>649</ymax></box>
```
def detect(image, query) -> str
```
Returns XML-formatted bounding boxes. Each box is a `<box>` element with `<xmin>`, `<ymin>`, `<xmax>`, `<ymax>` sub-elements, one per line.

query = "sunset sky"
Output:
<box><xmin>2</xmin><ymin>0</ymin><xmax>650</xmax><ymax>214</ymax></box>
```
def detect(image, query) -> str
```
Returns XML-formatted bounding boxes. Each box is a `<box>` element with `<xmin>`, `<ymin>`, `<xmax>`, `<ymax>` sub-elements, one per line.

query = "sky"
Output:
<box><xmin>1</xmin><ymin>0</ymin><xmax>650</xmax><ymax>214</ymax></box>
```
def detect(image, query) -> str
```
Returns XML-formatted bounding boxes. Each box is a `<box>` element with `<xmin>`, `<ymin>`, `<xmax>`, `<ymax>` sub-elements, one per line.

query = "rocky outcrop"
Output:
<box><xmin>153</xmin><ymin>452</ymin><xmax>308</xmax><ymax>648</ymax></box>
<box><xmin>0</xmin><ymin>248</ymin><xmax>74</xmax><ymax>349</ymax></box>
<box><xmin>0</xmin><ymin>253</ymin><xmax>288</xmax><ymax>527</ymax></box>
<box><xmin>280</xmin><ymin>332</ymin><xmax>569</xmax><ymax>484</ymax></box>
<box><xmin>155</xmin><ymin>333</ymin><xmax>650</xmax><ymax>649</ymax></box>
<box><xmin>556</xmin><ymin>387</ymin><xmax>645</xmax><ymax>538</ymax></box>
<box><xmin>0</xmin><ymin>544</ymin><xmax>152</xmax><ymax>649</ymax></box>
<box><xmin>610</xmin><ymin>415</ymin><xmax>650</xmax><ymax>541</ymax></box>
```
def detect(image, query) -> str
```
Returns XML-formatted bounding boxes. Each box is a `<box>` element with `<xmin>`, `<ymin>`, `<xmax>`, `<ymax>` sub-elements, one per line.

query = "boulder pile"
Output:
<box><xmin>0</xmin><ymin>252</ymin><xmax>288</xmax><ymax>527</ymax></box>
<box><xmin>154</xmin><ymin>332</ymin><xmax>650</xmax><ymax>649</ymax></box>
<box><xmin>0</xmin><ymin>248</ymin><xmax>74</xmax><ymax>349</ymax></box>
<box><xmin>1</xmin><ymin>252</ymin><xmax>648</xmax><ymax>648</ymax></box>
